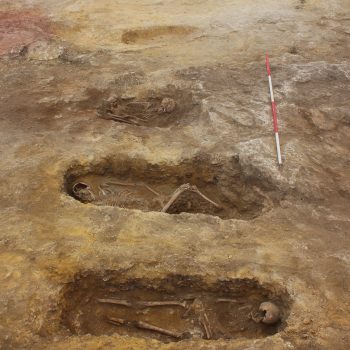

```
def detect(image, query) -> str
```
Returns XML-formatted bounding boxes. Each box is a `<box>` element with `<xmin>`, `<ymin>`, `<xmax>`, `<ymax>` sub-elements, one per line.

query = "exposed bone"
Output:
<box><xmin>158</xmin><ymin>97</ymin><xmax>176</xmax><ymax>113</ymax></box>
<box><xmin>249</xmin><ymin>311</ymin><xmax>264</xmax><ymax>323</ymax></box>
<box><xmin>105</xmin><ymin>113</ymin><xmax>141</xmax><ymax>125</ymax></box>
<box><xmin>126</xmin><ymin>101</ymin><xmax>152</xmax><ymax>110</ymax></box>
<box><xmin>98</xmin><ymin>184</ymin><xmax>115</xmax><ymax>196</ymax></box>
<box><xmin>259</xmin><ymin>301</ymin><xmax>281</xmax><ymax>324</ymax></box>
<box><xmin>249</xmin><ymin>302</ymin><xmax>281</xmax><ymax>325</ymax></box>
<box><xmin>107</xmin><ymin>317</ymin><xmax>127</xmax><ymax>326</ymax></box>
<box><xmin>98</xmin><ymin>185</ymin><xmax>107</xmax><ymax>196</ymax></box>
<box><xmin>111</xmin><ymin>110</ymin><xmax>149</xmax><ymax>122</ymax></box>
<box><xmin>97</xmin><ymin>298</ymin><xmax>132</xmax><ymax>307</ymax></box>
<box><xmin>136</xmin><ymin>300</ymin><xmax>187</xmax><ymax>308</ymax></box>
<box><xmin>238</xmin><ymin>305</ymin><xmax>253</xmax><ymax>311</ymax></box>
<box><xmin>105</xmin><ymin>112</ymin><xmax>134</xmax><ymax>120</ymax></box>
<box><xmin>184</xmin><ymin>299</ymin><xmax>212</xmax><ymax>339</ymax></box>
<box><xmin>182</xmin><ymin>297</ymin><xmax>197</xmax><ymax>318</ymax></box>
<box><xmin>72</xmin><ymin>182</ymin><xmax>95</xmax><ymax>202</ymax></box>
<box><xmin>121</xmin><ymin>95</ymin><xmax>136</xmax><ymax>101</ymax></box>
<box><xmin>135</xmin><ymin>320</ymin><xmax>183</xmax><ymax>339</ymax></box>
<box><xmin>143</xmin><ymin>184</ymin><xmax>160</xmax><ymax>196</ymax></box>
<box><xmin>105</xmin><ymin>181</ymin><xmax>160</xmax><ymax>196</ymax></box>
<box><xmin>161</xmin><ymin>183</ymin><xmax>191</xmax><ymax>212</ymax></box>
<box><xmin>189</xmin><ymin>185</ymin><xmax>221</xmax><ymax>209</ymax></box>
<box><xmin>199</xmin><ymin>311</ymin><xmax>212</xmax><ymax>339</ymax></box>
<box><xmin>94</xmin><ymin>189</ymin><xmax>135</xmax><ymax>207</ymax></box>
<box><xmin>161</xmin><ymin>183</ymin><xmax>221</xmax><ymax>213</ymax></box>
<box><xmin>216</xmin><ymin>298</ymin><xmax>245</xmax><ymax>304</ymax></box>
<box><xmin>113</xmin><ymin>118</ymin><xmax>140</xmax><ymax>126</ymax></box>
<box><xmin>98</xmin><ymin>298</ymin><xmax>187</xmax><ymax>309</ymax></box>
<box><xmin>107</xmin><ymin>317</ymin><xmax>183</xmax><ymax>339</ymax></box>
<box><xmin>72</xmin><ymin>182</ymin><xmax>89</xmax><ymax>193</ymax></box>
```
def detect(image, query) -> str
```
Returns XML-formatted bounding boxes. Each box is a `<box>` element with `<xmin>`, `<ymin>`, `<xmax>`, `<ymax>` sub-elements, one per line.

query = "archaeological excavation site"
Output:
<box><xmin>0</xmin><ymin>1</ymin><xmax>349</xmax><ymax>349</ymax></box>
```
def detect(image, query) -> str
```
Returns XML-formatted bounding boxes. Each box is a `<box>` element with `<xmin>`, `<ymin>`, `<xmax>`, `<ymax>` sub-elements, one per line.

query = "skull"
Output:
<box><xmin>259</xmin><ymin>301</ymin><xmax>281</xmax><ymax>325</ymax></box>
<box><xmin>72</xmin><ymin>182</ymin><xmax>95</xmax><ymax>203</ymax></box>
<box><xmin>159</xmin><ymin>97</ymin><xmax>176</xmax><ymax>113</ymax></box>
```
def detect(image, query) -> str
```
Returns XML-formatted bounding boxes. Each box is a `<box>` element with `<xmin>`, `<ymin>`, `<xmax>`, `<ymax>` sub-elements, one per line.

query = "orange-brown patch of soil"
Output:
<box><xmin>0</xmin><ymin>10</ymin><xmax>53</xmax><ymax>55</ymax></box>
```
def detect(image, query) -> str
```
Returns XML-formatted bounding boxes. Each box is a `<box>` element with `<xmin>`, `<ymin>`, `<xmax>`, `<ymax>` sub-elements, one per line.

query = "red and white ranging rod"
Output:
<box><xmin>265</xmin><ymin>52</ymin><xmax>282</xmax><ymax>165</ymax></box>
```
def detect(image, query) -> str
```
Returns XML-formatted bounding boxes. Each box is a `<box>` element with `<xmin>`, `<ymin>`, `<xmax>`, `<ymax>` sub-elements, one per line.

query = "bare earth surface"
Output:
<box><xmin>0</xmin><ymin>0</ymin><xmax>349</xmax><ymax>349</ymax></box>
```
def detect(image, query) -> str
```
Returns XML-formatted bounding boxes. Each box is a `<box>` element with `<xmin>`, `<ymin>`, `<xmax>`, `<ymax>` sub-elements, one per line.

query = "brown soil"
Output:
<box><xmin>60</xmin><ymin>272</ymin><xmax>290</xmax><ymax>342</ymax></box>
<box><xmin>121</xmin><ymin>26</ymin><xmax>196</xmax><ymax>44</ymax></box>
<box><xmin>65</xmin><ymin>155</ymin><xmax>278</xmax><ymax>220</ymax></box>
<box><xmin>0</xmin><ymin>1</ymin><xmax>349</xmax><ymax>350</ymax></box>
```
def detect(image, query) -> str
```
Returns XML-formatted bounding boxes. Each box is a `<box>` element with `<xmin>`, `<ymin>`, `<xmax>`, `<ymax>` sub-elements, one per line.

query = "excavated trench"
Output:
<box><xmin>60</xmin><ymin>272</ymin><xmax>291</xmax><ymax>343</ymax></box>
<box><xmin>97</xmin><ymin>85</ymin><xmax>202</xmax><ymax>128</ymax></box>
<box><xmin>64</xmin><ymin>155</ymin><xmax>280</xmax><ymax>220</ymax></box>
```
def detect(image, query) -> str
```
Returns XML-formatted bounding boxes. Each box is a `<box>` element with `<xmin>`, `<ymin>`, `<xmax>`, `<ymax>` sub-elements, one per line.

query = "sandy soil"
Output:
<box><xmin>0</xmin><ymin>0</ymin><xmax>349</xmax><ymax>349</ymax></box>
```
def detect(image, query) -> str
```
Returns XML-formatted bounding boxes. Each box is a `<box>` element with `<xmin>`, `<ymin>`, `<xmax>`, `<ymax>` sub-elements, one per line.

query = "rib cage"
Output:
<box><xmin>93</xmin><ymin>189</ymin><xmax>145</xmax><ymax>209</ymax></box>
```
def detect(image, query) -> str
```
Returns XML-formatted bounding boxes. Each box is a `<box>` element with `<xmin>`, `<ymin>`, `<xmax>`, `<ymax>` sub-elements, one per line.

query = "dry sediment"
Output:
<box><xmin>0</xmin><ymin>1</ymin><xmax>349</xmax><ymax>349</ymax></box>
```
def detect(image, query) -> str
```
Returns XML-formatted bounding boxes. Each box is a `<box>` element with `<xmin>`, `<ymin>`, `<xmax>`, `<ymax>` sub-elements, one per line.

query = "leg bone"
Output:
<box><xmin>97</xmin><ymin>298</ymin><xmax>132</xmax><ymax>307</ymax></box>
<box><xmin>161</xmin><ymin>183</ymin><xmax>191</xmax><ymax>212</ymax></box>
<box><xmin>107</xmin><ymin>317</ymin><xmax>183</xmax><ymax>339</ymax></box>
<box><xmin>136</xmin><ymin>300</ymin><xmax>187</xmax><ymax>308</ymax></box>
<box><xmin>135</xmin><ymin>320</ymin><xmax>183</xmax><ymax>339</ymax></box>
<box><xmin>190</xmin><ymin>185</ymin><xmax>221</xmax><ymax>209</ymax></box>
<box><xmin>199</xmin><ymin>311</ymin><xmax>212</xmax><ymax>340</ymax></box>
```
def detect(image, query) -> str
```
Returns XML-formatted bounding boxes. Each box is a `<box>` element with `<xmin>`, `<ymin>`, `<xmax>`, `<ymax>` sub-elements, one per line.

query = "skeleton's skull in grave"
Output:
<box><xmin>72</xmin><ymin>182</ymin><xmax>95</xmax><ymax>203</ymax></box>
<box><xmin>259</xmin><ymin>301</ymin><xmax>281</xmax><ymax>325</ymax></box>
